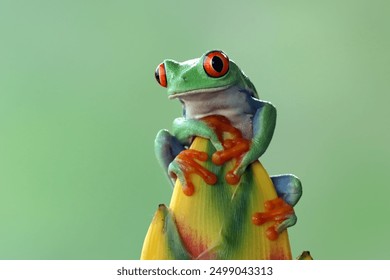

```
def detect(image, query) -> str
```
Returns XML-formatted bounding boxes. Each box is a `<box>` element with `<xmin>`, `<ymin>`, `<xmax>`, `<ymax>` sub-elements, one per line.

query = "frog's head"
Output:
<box><xmin>154</xmin><ymin>50</ymin><xmax>258</xmax><ymax>99</ymax></box>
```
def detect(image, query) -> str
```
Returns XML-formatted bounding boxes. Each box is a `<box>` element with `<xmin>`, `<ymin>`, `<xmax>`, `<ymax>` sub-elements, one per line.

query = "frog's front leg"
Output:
<box><xmin>159</xmin><ymin>118</ymin><xmax>222</xmax><ymax>195</ymax></box>
<box><xmin>172</xmin><ymin>117</ymin><xmax>224</xmax><ymax>151</ymax></box>
<box><xmin>235</xmin><ymin>102</ymin><xmax>277</xmax><ymax>176</ymax></box>
<box><xmin>154</xmin><ymin>129</ymin><xmax>186</xmax><ymax>187</ymax></box>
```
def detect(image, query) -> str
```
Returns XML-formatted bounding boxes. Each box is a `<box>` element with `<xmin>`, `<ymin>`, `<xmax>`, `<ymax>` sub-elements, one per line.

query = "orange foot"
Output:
<box><xmin>201</xmin><ymin>115</ymin><xmax>251</xmax><ymax>186</ymax></box>
<box><xmin>252</xmin><ymin>198</ymin><xmax>295</xmax><ymax>240</ymax></box>
<box><xmin>171</xmin><ymin>149</ymin><xmax>217</xmax><ymax>196</ymax></box>
<box><xmin>212</xmin><ymin>138</ymin><xmax>250</xmax><ymax>185</ymax></box>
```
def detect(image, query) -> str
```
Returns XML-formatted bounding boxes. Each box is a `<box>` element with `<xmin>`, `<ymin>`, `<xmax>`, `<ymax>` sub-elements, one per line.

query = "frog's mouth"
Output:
<box><xmin>168</xmin><ymin>85</ymin><xmax>232</xmax><ymax>99</ymax></box>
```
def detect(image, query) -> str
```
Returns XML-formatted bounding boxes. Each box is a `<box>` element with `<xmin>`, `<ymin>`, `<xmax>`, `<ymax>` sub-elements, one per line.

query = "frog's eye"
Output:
<box><xmin>155</xmin><ymin>63</ymin><xmax>167</xmax><ymax>87</ymax></box>
<box><xmin>203</xmin><ymin>50</ymin><xmax>229</xmax><ymax>78</ymax></box>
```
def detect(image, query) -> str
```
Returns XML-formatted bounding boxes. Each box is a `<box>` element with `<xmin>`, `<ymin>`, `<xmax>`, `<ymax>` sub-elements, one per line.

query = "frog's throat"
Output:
<box><xmin>168</xmin><ymin>85</ymin><xmax>232</xmax><ymax>100</ymax></box>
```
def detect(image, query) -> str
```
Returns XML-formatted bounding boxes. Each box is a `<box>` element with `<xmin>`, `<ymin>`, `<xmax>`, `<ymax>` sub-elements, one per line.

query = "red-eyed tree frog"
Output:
<box><xmin>154</xmin><ymin>50</ymin><xmax>302</xmax><ymax>236</ymax></box>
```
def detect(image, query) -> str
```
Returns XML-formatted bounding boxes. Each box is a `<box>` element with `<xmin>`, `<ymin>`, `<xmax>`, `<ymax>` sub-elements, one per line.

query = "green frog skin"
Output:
<box><xmin>154</xmin><ymin>50</ymin><xmax>302</xmax><ymax>236</ymax></box>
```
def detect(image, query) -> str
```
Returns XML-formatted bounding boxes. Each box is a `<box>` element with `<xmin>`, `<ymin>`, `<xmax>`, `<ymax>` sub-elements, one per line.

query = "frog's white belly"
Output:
<box><xmin>179</xmin><ymin>87</ymin><xmax>255</xmax><ymax>139</ymax></box>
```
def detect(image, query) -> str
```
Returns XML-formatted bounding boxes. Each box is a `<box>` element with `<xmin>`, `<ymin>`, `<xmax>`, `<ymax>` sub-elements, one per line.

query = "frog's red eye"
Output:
<box><xmin>203</xmin><ymin>50</ymin><xmax>229</xmax><ymax>78</ymax></box>
<box><xmin>155</xmin><ymin>63</ymin><xmax>167</xmax><ymax>87</ymax></box>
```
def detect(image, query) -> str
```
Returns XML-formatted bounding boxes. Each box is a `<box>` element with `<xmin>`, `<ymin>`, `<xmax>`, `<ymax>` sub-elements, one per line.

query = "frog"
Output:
<box><xmin>153</xmin><ymin>50</ymin><xmax>302</xmax><ymax>239</ymax></box>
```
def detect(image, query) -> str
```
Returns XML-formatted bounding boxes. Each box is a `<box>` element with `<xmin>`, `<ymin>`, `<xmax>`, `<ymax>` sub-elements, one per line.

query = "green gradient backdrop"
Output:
<box><xmin>1</xmin><ymin>0</ymin><xmax>389</xmax><ymax>259</ymax></box>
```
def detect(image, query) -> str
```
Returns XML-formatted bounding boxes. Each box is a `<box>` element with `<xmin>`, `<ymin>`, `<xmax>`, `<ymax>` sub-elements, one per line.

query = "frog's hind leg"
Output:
<box><xmin>271</xmin><ymin>174</ymin><xmax>302</xmax><ymax>206</ymax></box>
<box><xmin>270</xmin><ymin>174</ymin><xmax>302</xmax><ymax>234</ymax></box>
<box><xmin>155</xmin><ymin>129</ymin><xmax>185</xmax><ymax>187</ymax></box>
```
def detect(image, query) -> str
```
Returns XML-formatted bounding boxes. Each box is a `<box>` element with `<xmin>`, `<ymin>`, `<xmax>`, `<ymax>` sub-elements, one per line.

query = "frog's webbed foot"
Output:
<box><xmin>252</xmin><ymin>175</ymin><xmax>302</xmax><ymax>240</ymax></box>
<box><xmin>172</xmin><ymin>117</ymin><xmax>223</xmax><ymax>151</ymax></box>
<box><xmin>252</xmin><ymin>197</ymin><xmax>296</xmax><ymax>240</ymax></box>
<box><xmin>168</xmin><ymin>149</ymin><xmax>217</xmax><ymax>196</ymax></box>
<box><xmin>257</xmin><ymin>211</ymin><xmax>298</xmax><ymax>240</ymax></box>
<box><xmin>210</xmin><ymin>138</ymin><xmax>251</xmax><ymax>185</ymax></box>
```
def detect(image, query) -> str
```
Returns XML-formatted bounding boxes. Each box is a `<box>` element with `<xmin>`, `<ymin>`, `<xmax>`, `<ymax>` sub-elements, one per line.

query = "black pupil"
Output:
<box><xmin>211</xmin><ymin>56</ymin><xmax>223</xmax><ymax>72</ymax></box>
<box><xmin>155</xmin><ymin>68</ymin><xmax>160</xmax><ymax>83</ymax></box>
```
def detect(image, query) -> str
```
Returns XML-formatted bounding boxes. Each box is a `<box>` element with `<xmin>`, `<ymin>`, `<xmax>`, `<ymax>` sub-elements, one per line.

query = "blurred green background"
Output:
<box><xmin>1</xmin><ymin>0</ymin><xmax>389</xmax><ymax>259</ymax></box>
